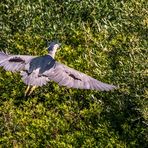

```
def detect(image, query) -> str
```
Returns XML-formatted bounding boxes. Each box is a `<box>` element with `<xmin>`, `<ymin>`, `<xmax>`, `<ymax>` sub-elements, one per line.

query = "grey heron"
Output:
<box><xmin>0</xmin><ymin>42</ymin><xmax>116</xmax><ymax>95</ymax></box>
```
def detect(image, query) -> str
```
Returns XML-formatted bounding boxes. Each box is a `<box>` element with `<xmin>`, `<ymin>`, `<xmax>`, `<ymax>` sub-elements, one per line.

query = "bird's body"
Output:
<box><xmin>0</xmin><ymin>42</ymin><xmax>116</xmax><ymax>95</ymax></box>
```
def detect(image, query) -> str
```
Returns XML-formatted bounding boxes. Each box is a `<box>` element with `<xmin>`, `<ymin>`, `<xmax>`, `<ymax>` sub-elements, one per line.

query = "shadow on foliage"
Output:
<box><xmin>101</xmin><ymin>90</ymin><xmax>147</xmax><ymax>147</ymax></box>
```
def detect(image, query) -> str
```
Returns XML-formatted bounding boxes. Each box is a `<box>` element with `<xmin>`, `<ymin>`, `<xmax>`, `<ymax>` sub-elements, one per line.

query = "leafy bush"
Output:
<box><xmin>0</xmin><ymin>0</ymin><xmax>147</xmax><ymax>147</ymax></box>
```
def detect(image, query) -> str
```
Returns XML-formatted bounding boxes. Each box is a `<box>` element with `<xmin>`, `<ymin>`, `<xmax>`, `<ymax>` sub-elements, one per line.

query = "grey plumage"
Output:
<box><xmin>0</xmin><ymin>42</ymin><xmax>116</xmax><ymax>91</ymax></box>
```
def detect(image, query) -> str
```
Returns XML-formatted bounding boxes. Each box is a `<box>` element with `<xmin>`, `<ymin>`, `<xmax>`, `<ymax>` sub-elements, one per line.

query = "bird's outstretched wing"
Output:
<box><xmin>0</xmin><ymin>51</ymin><xmax>35</xmax><ymax>72</ymax></box>
<box><xmin>44</xmin><ymin>62</ymin><xmax>116</xmax><ymax>91</ymax></box>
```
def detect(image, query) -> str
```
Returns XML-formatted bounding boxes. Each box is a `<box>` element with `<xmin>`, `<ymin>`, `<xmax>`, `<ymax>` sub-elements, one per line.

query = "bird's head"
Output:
<box><xmin>47</xmin><ymin>41</ymin><xmax>60</xmax><ymax>58</ymax></box>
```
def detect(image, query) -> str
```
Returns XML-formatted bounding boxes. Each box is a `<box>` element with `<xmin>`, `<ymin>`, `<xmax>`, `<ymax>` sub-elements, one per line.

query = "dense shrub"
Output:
<box><xmin>0</xmin><ymin>0</ymin><xmax>147</xmax><ymax>147</ymax></box>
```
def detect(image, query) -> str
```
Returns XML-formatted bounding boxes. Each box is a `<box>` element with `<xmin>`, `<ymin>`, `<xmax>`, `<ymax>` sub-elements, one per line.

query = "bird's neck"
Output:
<box><xmin>48</xmin><ymin>50</ymin><xmax>56</xmax><ymax>58</ymax></box>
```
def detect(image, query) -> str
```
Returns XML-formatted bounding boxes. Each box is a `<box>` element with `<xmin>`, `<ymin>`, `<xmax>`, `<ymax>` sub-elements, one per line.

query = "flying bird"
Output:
<box><xmin>0</xmin><ymin>42</ymin><xmax>116</xmax><ymax>95</ymax></box>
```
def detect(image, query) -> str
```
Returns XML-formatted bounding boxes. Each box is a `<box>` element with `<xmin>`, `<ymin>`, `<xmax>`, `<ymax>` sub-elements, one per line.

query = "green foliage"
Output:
<box><xmin>0</xmin><ymin>0</ymin><xmax>147</xmax><ymax>147</ymax></box>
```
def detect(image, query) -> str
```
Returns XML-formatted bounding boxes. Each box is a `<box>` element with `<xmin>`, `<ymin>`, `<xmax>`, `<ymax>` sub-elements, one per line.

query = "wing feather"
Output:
<box><xmin>44</xmin><ymin>62</ymin><xmax>116</xmax><ymax>91</ymax></box>
<box><xmin>0</xmin><ymin>51</ymin><xmax>35</xmax><ymax>72</ymax></box>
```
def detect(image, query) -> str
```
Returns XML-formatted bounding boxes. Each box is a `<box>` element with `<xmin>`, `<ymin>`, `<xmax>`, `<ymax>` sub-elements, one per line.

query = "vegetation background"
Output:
<box><xmin>0</xmin><ymin>0</ymin><xmax>147</xmax><ymax>147</ymax></box>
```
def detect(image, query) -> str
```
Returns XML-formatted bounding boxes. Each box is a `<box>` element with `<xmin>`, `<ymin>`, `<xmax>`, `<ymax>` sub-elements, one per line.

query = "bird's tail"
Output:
<box><xmin>20</xmin><ymin>71</ymin><xmax>50</xmax><ymax>86</ymax></box>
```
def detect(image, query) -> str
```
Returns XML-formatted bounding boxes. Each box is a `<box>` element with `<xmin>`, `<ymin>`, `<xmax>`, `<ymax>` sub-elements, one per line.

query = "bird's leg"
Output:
<box><xmin>28</xmin><ymin>86</ymin><xmax>37</xmax><ymax>96</ymax></box>
<box><xmin>25</xmin><ymin>86</ymin><xmax>30</xmax><ymax>96</ymax></box>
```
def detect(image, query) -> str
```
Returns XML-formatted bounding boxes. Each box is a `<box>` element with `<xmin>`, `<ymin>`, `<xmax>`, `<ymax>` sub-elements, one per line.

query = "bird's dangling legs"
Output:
<box><xmin>28</xmin><ymin>86</ymin><xmax>37</xmax><ymax>96</ymax></box>
<box><xmin>24</xmin><ymin>86</ymin><xmax>37</xmax><ymax>96</ymax></box>
<box><xmin>25</xmin><ymin>86</ymin><xmax>30</xmax><ymax>96</ymax></box>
